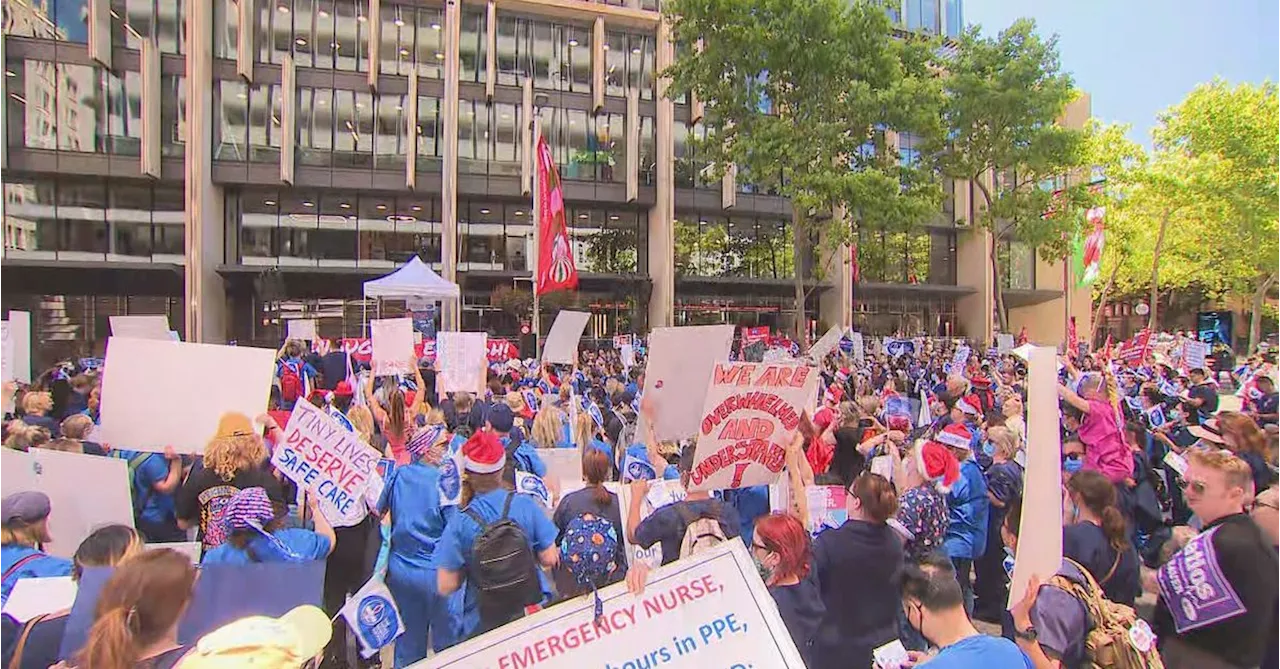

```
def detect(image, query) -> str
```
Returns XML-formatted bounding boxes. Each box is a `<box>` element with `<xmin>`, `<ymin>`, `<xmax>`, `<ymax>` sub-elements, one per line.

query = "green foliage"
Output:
<box><xmin>583</xmin><ymin>226</ymin><xmax>638</xmax><ymax>274</ymax></box>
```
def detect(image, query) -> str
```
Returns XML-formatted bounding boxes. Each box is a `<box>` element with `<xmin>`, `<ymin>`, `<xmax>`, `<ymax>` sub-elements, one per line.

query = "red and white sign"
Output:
<box><xmin>487</xmin><ymin>339</ymin><xmax>519</xmax><ymax>362</ymax></box>
<box><xmin>688</xmin><ymin>362</ymin><xmax>819</xmax><ymax>492</ymax></box>
<box><xmin>312</xmin><ymin>338</ymin><xmax>432</xmax><ymax>364</ymax></box>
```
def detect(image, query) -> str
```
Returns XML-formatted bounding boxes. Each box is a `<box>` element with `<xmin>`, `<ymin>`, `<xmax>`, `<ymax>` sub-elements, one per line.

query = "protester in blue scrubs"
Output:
<box><xmin>115</xmin><ymin>446</ymin><xmax>185</xmax><ymax>543</ymax></box>
<box><xmin>485</xmin><ymin>404</ymin><xmax>546</xmax><ymax>479</ymax></box>
<box><xmin>377</xmin><ymin>422</ymin><xmax>460</xmax><ymax>666</ymax></box>
<box><xmin>201</xmin><ymin>487</ymin><xmax>335</xmax><ymax>565</ymax></box>
<box><xmin>437</xmin><ymin>431</ymin><xmax>560</xmax><ymax>639</ymax></box>
<box><xmin>0</xmin><ymin>492</ymin><xmax>72</xmax><ymax>606</ymax></box>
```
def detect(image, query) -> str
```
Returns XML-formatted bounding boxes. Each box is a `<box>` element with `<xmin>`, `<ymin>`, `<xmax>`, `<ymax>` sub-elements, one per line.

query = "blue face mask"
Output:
<box><xmin>1063</xmin><ymin>456</ymin><xmax>1084</xmax><ymax>475</ymax></box>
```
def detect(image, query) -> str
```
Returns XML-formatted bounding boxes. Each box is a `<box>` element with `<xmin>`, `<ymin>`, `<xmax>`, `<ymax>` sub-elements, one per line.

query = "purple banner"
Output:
<box><xmin>1155</xmin><ymin>526</ymin><xmax>1246</xmax><ymax>633</ymax></box>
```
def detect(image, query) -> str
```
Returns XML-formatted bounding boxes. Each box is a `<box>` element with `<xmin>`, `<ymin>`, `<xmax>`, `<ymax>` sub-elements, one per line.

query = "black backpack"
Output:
<box><xmin>463</xmin><ymin>492</ymin><xmax>543</xmax><ymax>629</ymax></box>
<box><xmin>500</xmin><ymin>433</ymin><xmax>525</xmax><ymax>487</ymax></box>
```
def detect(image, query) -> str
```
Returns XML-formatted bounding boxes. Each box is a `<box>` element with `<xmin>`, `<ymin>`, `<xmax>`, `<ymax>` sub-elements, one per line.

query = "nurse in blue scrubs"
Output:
<box><xmin>377</xmin><ymin>419</ymin><xmax>460</xmax><ymax>666</ymax></box>
<box><xmin>200</xmin><ymin>487</ymin><xmax>335</xmax><ymax>565</ymax></box>
<box><xmin>0</xmin><ymin>492</ymin><xmax>72</xmax><ymax>606</ymax></box>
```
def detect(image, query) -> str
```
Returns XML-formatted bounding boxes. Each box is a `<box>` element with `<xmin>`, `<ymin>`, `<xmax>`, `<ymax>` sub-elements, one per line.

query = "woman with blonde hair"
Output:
<box><xmin>1</xmin><ymin>491</ymin><xmax>73</xmax><ymax>606</ymax></box>
<box><xmin>347</xmin><ymin>404</ymin><xmax>376</xmax><ymax>446</ymax></box>
<box><xmin>573</xmin><ymin>410</ymin><xmax>612</xmax><ymax>463</ymax></box>
<box><xmin>530</xmin><ymin>407</ymin><xmax>565</xmax><ymax>450</ymax></box>
<box><xmin>69</xmin><ymin>549</ymin><xmax>197</xmax><ymax>669</ymax></box>
<box><xmin>1001</xmin><ymin>395</ymin><xmax>1025</xmax><ymax>450</ymax></box>
<box><xmin>3</xmin><ymin>422</ymin><xmax>51</xmax><ymax>452</ymax></box>
<box><xmin>505</xmin><ymin>392</ymin><xmax>534</xmax><ymax>434</ymax></box>
<box><xmin>175</xmin><ymin>412</ymin><xmax>285</xmax><ymax>552</ymax></box>
<box><xmin>20</xmin><ymin>391</ymin><xmax>59</xmax><ymax>437</ymax></box>
<box><xmin>58</xmin><ymin>413</ymin><xmax>108</xmax><ymax>456</ymax></box>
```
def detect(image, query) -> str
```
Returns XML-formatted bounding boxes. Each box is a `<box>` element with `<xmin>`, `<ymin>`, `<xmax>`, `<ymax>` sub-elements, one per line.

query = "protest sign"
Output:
<box><xmin>149</xmin><ymin>542</ymin><xmax>203</xmax><ymax>563</ymax></box>
<box><xmin>411</xmin><ymin>541</ymin><xmax>805</xmax><ymax>669</ymax></box>
<box><xmin>769</xmin><ymin>478</ymin><xmax>848</xmax><ymax>538</ymax></box>
<box><xmin>342</xmin><ymin>576</ymin><xmax>406</xmax><ymax>658</ymax></box>
<box><xmin>1007</xmin><ymin>346</ymin><xmax>1063</xmax><ymax>608</ymax></box>
<box><xmin>688</xmin><ymin>362</ymin><xmax>818</xmax><ymax>492</ymax></box>
<box><xmin>271</xmin><ymin>398</ymin><xmax>380</xmax><ymax>524</ymax></box>
<box><xmin>3</xmin><ymin>576</ymin><xmax>77</xmax><ymax>623</ymax></box>
<box><xmin>542</xmin><ymin>310</ymin><xmax>592</xmax><ymax>364</ymax></box>
<box><xmin>437</xmin><ymin>331</ymin><xmax>489</xmax><ymax>395</ymax></box>
<box><xmin>7</xmin><ymin>311</ymin><xmax>31</xmax><ymax>383</ymax></box>
<box><xmin>641</xmin><ymin>325</ymin><xmax>735</xmax><ymax>443</ymax></box>
<box><xmin>371</xmin><ymin>318</ymin><xmax>415</xmax><ymax>376</ymax></box>
<box><xmin>1</xmin><ymin>449</ymin><xmax>134</xmax><ymax>558</ymax></box>
<box><xmin>996</xmin><ymin>333</ymin><xmax>1015</xmax><ymax>353</ymax></box>
<box><xmin>1155</xmin><ymin>525</ymin><xmax>1246</xmax><ymax>633</ymax></box>
<box><xmin>98</xmin><ymin>338</ymin><xmax>275</xmax><ymax>454</ymax></box>
<box><xmin>622</xmin><ymin>454</ymin><xmax>658</xmax><ymax>482</ymax></box>
<box><xmin>1182</xmin><ymin>340</ymin><xmax>1208</xmax><ymax>370</ymax></box>
<box><xmin>883</xmin><ymin>338</ymin><xmax>915</xmax><ymax>359</ymax></box>
<box><xmin>952</xmin><ymin>345</ymin><xmax>971</xmax><ymax>370</ymax></box>
<box><xmin>536</xmin><ymin>447</ymin><xmax>584</xmax><ymax>494</ymax></box>
<box><xmin>516</xmin><ymin>471</ymin><xmax>552</xmax><ymax>507</ymax></box>
<box><xmin>616</xmin><ymin>480</ymin><xmax>684</xmax><ymax>570</ymax></box>
<box><xmin>808</xmin><ymin>326</ymin><xmax>843</xmax><ymax>362</ymax></box>
<box><xmin>849</xmin><ymin>331</ymin><xmax>865</xmax><ymax>364</ymax></box>
<box><xmin>488</xmin><ymin>338</ymin><xmax>519</xmax><ymax>362</ymax></box>
<box><xmin>109</xmin><ymin>314</ymin><xmax>172</xmax><ymax>340</ymax></box>
<box><xmin>287</xmin><ymin>318</ymin><xmax>318</xmax><ymax>342</ymax></box>
<box><xmin>439</xmin><ymin>451</ymin><xmax>464</xmax><ymax>507</ymax></box>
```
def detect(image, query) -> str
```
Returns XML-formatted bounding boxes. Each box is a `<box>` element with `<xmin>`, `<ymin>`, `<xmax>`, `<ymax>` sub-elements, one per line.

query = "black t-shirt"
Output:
<box><xmin>1062</xmin><ymin>521</ymin><xmax>1141</xmax><ymax>607</ymax></box>
<box><xmin>633</xmin><ymin>499</ymin><xmax>741</xmax><ymax>566</ymax></box>
<box><xmin>829</xmin><ymin>426</ymin><xmax>866</xmax><ymax>488</ymax></box>
<box><xmin>771</xmin><ymin>577</ymin><xmax>825</xmax><ymax>669</ymax></box>
<box><xmin>1153</xmin><ymin>513</ymin><xmax>1278</xmax><ymax>667</ymax></box>
<box><xmin>810</xmin><ymin>520</ymin><xmax>903</xmax><ymax>669</ymax></box>
<box><xmin>1186</xmin><ymin>383</ymin><xmax>1218</xmax><ymax>423</ymax></box>
<box><xmin>552</xmin><ymin>486</ymin><xmax>628</xmax><ymax>594</ymax></box>
<box><xmin>175</xmin><ymin>464</ymin><xmax>286</xmax><ymax>551</ymax></box>
<box><xmin>2</xmin><ymin>611</ymin><xmax>68</xmax><ymax>669</ymax></box>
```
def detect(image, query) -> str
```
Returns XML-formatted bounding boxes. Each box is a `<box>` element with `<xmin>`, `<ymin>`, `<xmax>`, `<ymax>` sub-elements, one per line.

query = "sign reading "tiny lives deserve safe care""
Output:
<box><xmin>271</xmin><ymin>398</ymin><xmax>380</xmax><ymax>523</ymax></box>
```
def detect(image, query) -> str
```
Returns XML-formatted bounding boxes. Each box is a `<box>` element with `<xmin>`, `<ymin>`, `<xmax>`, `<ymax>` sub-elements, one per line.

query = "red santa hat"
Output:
<box><xmin>824</xmin><ymin>385</ymin><xmax>844</xmax><ymax>406</ymax></box>
<box><xmin>956</xmin><ymin>394</ymin><xmax>982</xmax><ymax>418</ymax></box>
<box><xmin>462</xmin><ymin>431</ymin><xmax>506</xmax><ymax>474</ymax></box>
<box><xmin>933</xmin><ymin>422</ymin><xmax>973</xmax><ymax>450</ymax></box>
<box><xmin>915</xmin><ymin>440</ymin><xmax>961</xmax><ymax>493</ymax></box>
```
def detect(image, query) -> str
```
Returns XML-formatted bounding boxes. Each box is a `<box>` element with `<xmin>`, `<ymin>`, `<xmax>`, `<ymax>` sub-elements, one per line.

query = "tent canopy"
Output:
<box><xmin>362</xmin><ymin>256</ymin><xmax>460</xmax><ymax>300</ymax></box>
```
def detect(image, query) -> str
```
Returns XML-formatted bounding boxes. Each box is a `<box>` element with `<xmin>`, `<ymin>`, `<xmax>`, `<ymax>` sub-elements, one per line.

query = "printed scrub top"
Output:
<box><xmin>0</xmin><ymin>546</ymin><xmax>73</xmax><ymax>606</ymax></box>
<box><xmin>436</xmin><ymin>489</ymin><xmax>558</xmax><ymax>634</ymax></box>
<box><xmin>199</xmin><ymin>529</ymin><xmax>331</xmax><ymax>565</ymax></box>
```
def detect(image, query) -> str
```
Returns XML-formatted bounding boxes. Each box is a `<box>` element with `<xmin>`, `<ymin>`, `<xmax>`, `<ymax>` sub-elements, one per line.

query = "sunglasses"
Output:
<box><xmin>1179</xmin><ymin>479</ymin><xmax>1208</xmax><ymax>495</ymax></box>
<box><xmin>1250</xmin><ymin>499</ymin><xmax>1278</xmax><ymax>512</ymax></box>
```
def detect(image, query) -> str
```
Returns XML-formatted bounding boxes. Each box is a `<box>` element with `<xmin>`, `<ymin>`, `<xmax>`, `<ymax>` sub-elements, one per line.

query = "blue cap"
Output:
<box><xmin>488</xmin><ymin>403</ymin><xmax>515</xmax><ymax>433</ymax></box>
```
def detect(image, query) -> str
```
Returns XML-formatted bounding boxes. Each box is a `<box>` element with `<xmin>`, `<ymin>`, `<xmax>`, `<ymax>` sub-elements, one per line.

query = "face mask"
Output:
<box><xmin>753</xmin><ymin>554</ymin><xmax>774</xmax><ymax>584</ymax></box>
<box><xmin>1063</xmin><ymin>456</ymin><xmax>1084</xmax><ymax>475</ymax></box>
<box><xmin>982</xmin><ymin>441</ymin><xmax>996</xmax><ymax>458</ymax></box>
<box><xmin>1002</xmin><ymin>546</ymin><xmax>1015</xmax><ymax>578</ymax></box>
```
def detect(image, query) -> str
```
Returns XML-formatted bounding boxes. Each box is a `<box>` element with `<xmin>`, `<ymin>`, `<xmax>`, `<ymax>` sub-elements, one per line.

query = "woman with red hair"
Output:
<box><xmin>752</xmin><ymin>512</ymin><xmax>824</xmax><ymax>667</ymax></box>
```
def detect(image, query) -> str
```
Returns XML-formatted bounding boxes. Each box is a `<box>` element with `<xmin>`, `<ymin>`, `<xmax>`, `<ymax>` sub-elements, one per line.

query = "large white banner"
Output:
<box><xmin>411</xmin><ymin>541</ymin><xmax>805</xmax><ymax>669</ymax></box>
<box><xmin>287</xmin><ymin>319</ymin><xmax>318</xmax><ymax>342</ymax></box>
<box><xmin>542</xmin><ymin>310</ymin><xmax>592</xmax><ymax>365</ymax></box>
<box><xmin>437</xmin><ymin>332</ymin><xmax>489</xmax><ymax>395</ymax></box>
<box><xmin>109</xmin><ymin>315</ymin><xmax>172</xmax><ymax>340</ymax></box>
<box><xmin>1</xmin><ymin>449</ymin><xmax>134</xmax><ymax>558</ymax></box>
<box><xmin>808</xmin><ymin>325</ymin><xmax>843</xmax><ymax>362</ymax></box>
<box><xmin>641</xmin><ymin>325</ymin><xmax>736</xmax><ymax>443</ymax></box>
<box><xmin>371</xmin><ymin>318</ymin><xmax>415</xmax><ymax>376</ymax></box>
<box><xmin>271</xmin><ymin>398</ymin><xmax>381</xmax><ymax>524</ymax></box>
<box><xmin>6</xmin><ymin>311</ymin><xmax>31</xmax><ymax>383</ymax></box>
<box><xmin>688</xmin><ymin>362</ymin><xmax>818</xmax><ymax>492</ymax></box>
<box><xmin>97</xmin><ymin>338</ymin><xmax>276</xmax><ymax>453</ymax></box>
<box><xmin>1008</xmin><ymin>346</ymin><xmax>1064</xmax><ymax>607</ymax></box>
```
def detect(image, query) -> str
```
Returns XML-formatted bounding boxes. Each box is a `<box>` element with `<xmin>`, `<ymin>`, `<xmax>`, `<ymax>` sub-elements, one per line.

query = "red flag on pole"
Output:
<box><xmin>534</xmin><ymin>135</ymin><xmax>578</xmax><ymax>295</ymax></box>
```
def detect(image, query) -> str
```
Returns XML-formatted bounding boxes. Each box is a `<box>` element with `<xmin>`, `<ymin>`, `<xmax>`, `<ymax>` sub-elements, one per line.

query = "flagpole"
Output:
<box><xmin>531</xmin><ymin>118</ymin><xmax>542</xmax><ymax>359</ymax></box>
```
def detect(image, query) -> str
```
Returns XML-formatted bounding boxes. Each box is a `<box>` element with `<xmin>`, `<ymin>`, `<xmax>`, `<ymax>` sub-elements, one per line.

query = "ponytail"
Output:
<box><xmin>77</xmin><ymin>549</ymin><xmax>195</xmax><ymax>669</ymax></box>
<box><xmin>79</xmin><ymin>607</ymin><xmax>137</xmax><ymax>669</ymax></box>
<box><xmin>1066</xmin><ymin>470</ymin><xmax>1131</xmax><ymax>553</ymax></box>
<box><xmin>1100</xmin><ymin>505</ymin><xmax>1128</xmax><ymax>553</ymax></box>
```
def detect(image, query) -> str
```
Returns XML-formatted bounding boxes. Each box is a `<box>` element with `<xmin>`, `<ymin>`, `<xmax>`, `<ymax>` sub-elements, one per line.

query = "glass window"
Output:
<box><xmin>297</xmin><ymin>87</ymin><xmax>332</xmax><ymax>166</ymax></box>
<box><xmin>563</xmin><ymin>109</ymin><xmax>591</xmax><ymax>181</ymax></box>
<box><xmin>639</xmin><ymin>116</ymin><xmax>655</xmax><ymax>186</ymax></box>
<box><xmin>107</xmin><ymin>183</ymin><xmax>153</xmax><ymax>259</ymax></box>
<box><xmin>495</xmin><ymin>14</ymin><xmax>520</xmax><ymax>86</ymax></box>
<box><xmin>214</xmin><ymin>79</ymin><xmax>248</xmax><ymax>161</ymax></box>
<box><xmin>638</xmin><ymin>34</ymin><xmax>655</xmax><ymax>100</ymax></box>
<box><xmin>374</xmin><ymin>93</ymin><xmax>408</xmax><ymax>171</ymax></box>
<box><xmin>531</xmin><ymin>19</ymin><xmax>554</xmax><ymax>90</ymax></box>
<box><xmin>580</xmin><ymin>209</ymin><xmax>640</xmax><ymax>273</ymax></box>
<box><xmin>157</xmin><ymin>0</ymin><xmax>184</xmax><ymax>53</ymax></box>
<box><xmin>161</xmin><ymin>75</ymin><xmax>186</xmax><ymax>157</ymax></box>
<box><xmin>536</xmin><ymin>105</ymin><xmax>564</xmax><ymax>166</ymax></box>
<box><xmin>109</xmin><ymin>0</ymin><xmax>148</xmax><ymax>50</ymax></box>
<box><xmin>380</xmin><ymin>3</ymin><xmax>413</xmax><ymax>75</ymax></box>
<box><xmin>213</xmin><ymin>0</ymin><xmax>239</xmax><ymax>57</ymax></box>
<box><xmin>334</xmin><ymin>0</ymin><xmax>361</xmax><ymax>71</ymax></box>
<box><xmin>459</xmin><ymin>8</ymin><xmax>486</xmax><ymax>84</ymax></box>
<box><xmin>10</xmin><ymin>60</ymin><xmax>57</xmax><ymax>150</ymax></box>
<box><xmin>333</xmin><ymin>90</ymin><xmax>373</xmax><ymax>168</ymax></box>
<box><xmin>103</xmin><ymin>69</ymin><xmax>142</xmax><ymax>156</ymax></box>
<box><xmin>417</xmin><ymin>95</ymin><xmax>442</xmax><ymax>167</ymax></box>
<box><xmin>673</xmin><ymin>121</ymin><xmax>692</xmax><ymax>188</ymax></box>
<box><xmin>492</xmin><ymin>103</ymin><xmax>520</xmax><ymax>176</ymax></box>
<box><xmin>3</xmin><ymin>180</ymin><xmax>58</xmax><ymax>254</ymax></box>
<box><xmin>270</xmin><ymin>0</ymin><xmax>293</xmax><ymax>64</ymax></box>
<box><xmin>153</xmin><ymin>185</ymin><xmax>184</xmax><ymax>257</ymax></box>
<box><xmin>240</xmin><ymin>189</ymin><xmax>279</xmax><ymax>260</ymax></box>
<box><xmin>929</xmin><ymin>230</ymin><xmax>956</xmax><ymax>284</ymax></box>
<box><xmin>565</xmin><ymin>24</ymin><xmax>589</xmax><ymax>93</ymax></box>
<box><xmin>58</xmin><ymin>180</ymin><xmax>108</xmax><ymax>256</ymax></box>
<box><xmin>605</xmin><ymin>31</ymin><xmax>625</xmax><ymax>97</ymax></box>
<box><xmin>313</xmin><ymin>0</ymin><xmax>337</xmax><ymax>70</ymax></box>
<box><xmin>457</xmin><ymin>100</ymin><xmax>482</xmax><ymax>174</ymax></box>
<box><xmin>944</xmin><ymin>0</ymin><xmax>962</xmax><ymax>38</ymax></box>
<box><xmin>905</xmin><ymin>230</ymin><xmax>931</xmax><ymax>283</ymax></box>
<box><xmin>50</xmin><ymin>62</ymin><xmax>97</xmax><ymax>152</ymax></box>
<box><xmin>898</xmin><ymin>131</ymin><xmax>920</xmax><ymax>167</ymax></box>
<box><xmin>415</xmin><ymin>6</ymin><xmax>444</xmax><ymax>79</ymax></box>
<box><xmin>6</xmin><ymin>0</ymin><xmax>90</xmax><ymax>42</ymax></box>
<box><xmin>1001</xmin><ymin>240</ymin><xmax>1035</xmax><ymax>290</ymax></box>
<box><xmin>291</xmin><ymin>0</ymin><xmax>315</xmax><ymax>67</ymax></box>
<box><xmin>248</xmin><ymin>83</ymin><xmax>281</xmax><ymax>162</ymax></box>
<box><xmin>354</xmin><ymin>0</ymin><xmax>369</xmax><ymax>72</ymax></box>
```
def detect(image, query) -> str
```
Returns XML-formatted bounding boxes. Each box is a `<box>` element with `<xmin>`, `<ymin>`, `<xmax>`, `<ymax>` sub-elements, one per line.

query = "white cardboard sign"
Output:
<box><xmin>536</xmin><ymin>447</ymin><xmax>585</xmax><ymax>495</ymax></box>
<box><xmin>640</xmin><ymin>325</ymin><xmax>736</xmax><ymax>443</ymax></box>
<box><xmin>808</xmin><ymin>326</ymin><xmax>843</xmax><ymax>362</ymax></box>
<box><xmin>541</xmin><ymin>310</ymin><xmax>592</xmax><ymax>365</ymax></box>
<box><xmin>997</xmin><ymin>333</ymin><xmax>1015</xmax><ymax>353</ymax></box>
<box><xmin>688</xmin><ymin>362</ymin><xmax>818</xmax><ymax>492</ymax></box>
<box><xmin>5</xmin><ymin>311</ymin><xmax>31</xmax><ymax>383</ymax></box>
<box><xmin>2</xmin><ymin>576</ymin><xmax>77</xmax><ymax>623</ymax></box>
<box><xmin>1007</xmin><ymin>346</ymin><xmax>1064</xmax><ymax>608</ymax></box>
<box><xmin>271</xmin><ymin>398</ymin><xmax>380</xmax><ymax>524</ymax></box>
<box><xmin>1182</xmin><ymin>340</ymin><xmax>1208</xmax><ymax>371</ymax></box>
<box><xmin>98</xmin><ymin>338</ymin><xmax>276</xmax><ymax>453</ymax></box>
<box><xmin>411</xmin><ymin>541</ymin><xmax>805</xmax><ymax>669</ymax></box>
<box><xmin>287</xmin><ymin>319</ymin><xmax>318</xmax><ymax>342</ymax></box>
<box><xmin>109</xmin><ymin>315</ymin><xmax>172</xmax><ymax>340</ymax></box>
<box><xmin>0</xmin><ymin>449</ymin><xmax>135</xmax><ymax>558</ymax></box>
<box><xmin>850</xmin><ymin>331</ymin><xmax>865</xmax><ymax>364</ymax></box>
<box><xmin>371</xmin><ymin>318</ymin><xmax>415</xmax><ymax>376</ymax></box>
<box><xmin>437</xmin><ymin>332</ymin><xmax>489</xmax><ymax>395</ymax></box>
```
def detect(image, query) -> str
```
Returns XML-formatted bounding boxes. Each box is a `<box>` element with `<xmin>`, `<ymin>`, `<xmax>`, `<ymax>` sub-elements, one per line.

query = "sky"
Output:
<box><xmin>961</xmin><ymin>0</ymin><xmax>1280</xmax><ymax>146</ymax></box>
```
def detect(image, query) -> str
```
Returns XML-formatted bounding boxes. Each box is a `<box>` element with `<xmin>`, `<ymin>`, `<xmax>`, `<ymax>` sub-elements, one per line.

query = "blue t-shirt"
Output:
<box><xmin>200</xmin><ymin>528</ymin><xmax>331</xmax><ymax>565</ymax></box>
<box><xmin>115</xmin><ymin>450</ymin><xmax>175</xmax><ymax>524</ymax></box>
<box><xmin>720</xmin><ymin>485</ymin><xmax>770</xmax><ymax>545</ymax></box>
<box><xmin>0</xmin><ymin>546</ymin><xmax>72</xmax><ymax>606</ymax></box>
<box><xmin>504</xmin><ymin>437</ymin><xmax>547</xmax><ymax>478</ymax></box>
<box><xmin>924</xmin><ymin>634</ymin><xmax>1031</xmax><ymax>668</ymax></box>
<box><xmin>376</xmin><ymin>461</ymin><xmax>457</xmax><ymax>573</ymax></box>
<box><xmin>436</xmin><ymin>489</ymin><xmax>558</xmax><ymax>637</ymax></box>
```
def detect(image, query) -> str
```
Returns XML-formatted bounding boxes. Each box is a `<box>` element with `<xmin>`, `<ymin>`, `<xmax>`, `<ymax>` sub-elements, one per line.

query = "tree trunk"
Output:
<box><xmin>990</xmin><ymin>233</ymin><xmax>1008</xmax><ymax>333</ymax></box>
<box><xmin>1090</xmin><ymin>258</ymin><xmax>1122</xmax><ymax>347</ymax></box>
<box><xmin>792</xmin><ymin>211</ymin><xmax>808</xmax><ymax>349</ymax></box>
<box><xmin>1146</xmin><ymin>210</ymin><xmax>1171</xmax><ymax>332</ymax></box>
<box><xmin>1249</xmin><ymin>272</ymin><xmax>1278</xmax><ymax>353</ymax></box>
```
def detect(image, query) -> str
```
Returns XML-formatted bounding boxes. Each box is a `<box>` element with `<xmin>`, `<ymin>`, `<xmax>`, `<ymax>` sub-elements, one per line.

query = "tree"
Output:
<box><xmin>1158</xmin><ymin>80</ymin><xmax>1279</xmax><ymax>352</ymax></box>
<box><xmin>1080</xmin><ymin>121</ymin><xmax>1145</xmax><ymax>343</ymax></box>
<box><xmin>936</xmin><ymin>19</ymin><xmax>1086</xmax><ymax>332</ymax></box>
<box><xmin>662</xmin><ymin>0</ymin><xmax>944</xmax><ymax>346</ymax></box>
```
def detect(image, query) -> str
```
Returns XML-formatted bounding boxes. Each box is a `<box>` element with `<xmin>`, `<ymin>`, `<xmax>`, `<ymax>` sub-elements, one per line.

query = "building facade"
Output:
<box><xmin>2</xmin><ymin>0</ymin><xmax>1087</xmax><ymax>368</ymax></box>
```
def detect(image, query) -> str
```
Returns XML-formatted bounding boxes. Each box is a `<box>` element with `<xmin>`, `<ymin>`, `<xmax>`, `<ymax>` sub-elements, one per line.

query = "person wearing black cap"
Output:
<box><xmin>486</xmin><ymin>403</ymin><xmax>546</xmax><ymax>482</ymax></box>
<box><xmin>1182</xmin><ymin>368</ymin><xmax>1219</xmax><ymax>426</ymax></box>
<box><xmin>0</xmin><ymin>492</ymin><xmax>72</xmax><ymax>607</ymax></box>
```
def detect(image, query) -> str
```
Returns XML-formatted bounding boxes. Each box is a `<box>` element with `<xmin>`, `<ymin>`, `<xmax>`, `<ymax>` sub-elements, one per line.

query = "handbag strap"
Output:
<box><xmin>1099</xmin><ymin>550</ymin><xmax>1122</xmax><ymax>587</ymax></box>
<box><xmin>8</xmin><ymin>612</ymin><xmax>50</xmax><ymax>669</ymax></box>
<box><xmin>1</xmin><ymin>553</ymin><xmax>45</xmax><ymax>586</ymax></box>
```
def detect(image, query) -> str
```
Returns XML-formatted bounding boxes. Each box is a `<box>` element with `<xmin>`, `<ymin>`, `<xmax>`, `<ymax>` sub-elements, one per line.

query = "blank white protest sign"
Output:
<box><xmin>1007</xmin><ymin>346</ymin><xmax>1064</xmax><ymax>608</ymax></box>
<box><xmin>97</xmin><ymin>338</ymin><xmax>277</xmax><ymax>453</ymax></box>
<box><xmin>371</xmin><ymin>318</ymin><xmax>415</xmax><ymax>376</ymax></box>
<box><xmin>640</xmin><ymin>324</ymin><xmax>735</xmax><ymax>442</ymax></box>
<box><xmin>110</xmin><ymin>315</ymin><xmax>172</xmax><ymax>340</ymax></box>
<box><xmin>1</xmin><ymin>448</ymin><xmax>135</xmax><ymax>559</ymax></box>
<box><xmin>541</xmin><ymin>310</ymin><xmax>592</xmax><ymax>365</ymax></box>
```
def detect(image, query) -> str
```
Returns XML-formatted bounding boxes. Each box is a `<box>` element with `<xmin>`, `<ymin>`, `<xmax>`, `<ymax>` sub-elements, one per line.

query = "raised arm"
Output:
<box><xmin>1057</xmin><ymin>383</ymin><xmax>1090</xmax><ymax>413</ymax></box>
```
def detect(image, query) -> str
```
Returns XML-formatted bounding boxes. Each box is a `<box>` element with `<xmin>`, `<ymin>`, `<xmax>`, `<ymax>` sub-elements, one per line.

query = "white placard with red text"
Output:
<box><xmin>371</xmin><ymin>318</ymin><xmax>415</xmax><ymax>376</ymax></box>
<box><xmin>687</xmin><ymin>362</ymin><xmax>818</xmax><ymax>492</ymax></box>
<box><xmin>437</xmin><ymin>332</ymin><xmax>488</xmax><ymax>395</ymax></box>
<box><xmin>270</xmin><ymin>398</ymin><xmax>381</xmax><ymax>525</ymax></box>
<box><xmin>411</xmin><ymin>541</ymin><xmax>804</xmax><ymax>669</ymax></box>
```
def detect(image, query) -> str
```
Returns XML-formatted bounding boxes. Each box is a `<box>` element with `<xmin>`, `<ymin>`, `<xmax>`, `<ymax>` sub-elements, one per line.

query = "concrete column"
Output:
<box><xmin>406</xmin><ymin>73</ymin><xmax>418</xmax><ymax>189</ymax></box>
<box><xmin>280</xmin><ymin>54</ymin><xmax>295</xmax><ymax>184</ymax></box>
<box><xmin>721</xmin><ymin>161</ymin><xmax>735</xmax><ymax>210</ymax></box>
<box><xmin>367</xmin><ymin>0</ymin><xmax>381</xmax><ymax>90</ymax></box>
<box><xmin>89</xmin><ymin>0</ymin><xmax>111</xmax><ymax>68</ymax></box>
<box><xmin>186</xmin><ymin>0</ymin><xmax>228</xmax><ymax>342</ymax></box>
<box><xmin>141</xmin><ymin>40</ymin><xmax>161</xmax><ymax>178</ymax></box>
<box><xmin>648</xmin><ymin>18</ymin><xmax>675</xmax><ymax>328</ymax></box>
<box><xmin>956</xmin><ymin>220</ymin><xmax>993</xmax><ymax>344</ymax></box>
<box><xmin>485</xmin><ymin>1</ymin><xmax>496</xmax><ymax>100</ymax></box>
<box><xmin>817</xmin><ymin>205</ymin><xmax>852</xmax><ymax>329</ymax></box>
<box><xmin>521</xmin><ymin>77</ymin><xmax>533</xmax><ymax>196</ymax></box>
<box><xmin>625</xmin><ymin>87</ymin><xmax>638</xmax><ymax>202</ymax></box>
<box><xmin>591</xmin><ymin>17</ymin><xmax>605</xmax><ymax>113</ymax></box>
<box><xmin>440</xmin><ymin>0</ymin><xmax>462</xmax><ymax>331</ymax></box>
<box><xmin>237</xmin><ymin>0</ymin><xmax>254</xmax><ymax>81</ymax></box>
